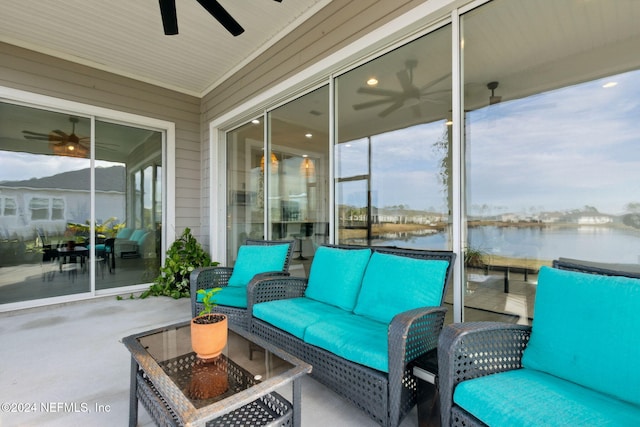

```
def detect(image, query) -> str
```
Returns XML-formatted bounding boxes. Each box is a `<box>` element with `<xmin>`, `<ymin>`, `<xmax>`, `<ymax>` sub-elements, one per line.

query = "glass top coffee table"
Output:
<box><xmin>123</xmin><ymin>320</ymin><xmax>311</xmax><ymax>427</ymax></box>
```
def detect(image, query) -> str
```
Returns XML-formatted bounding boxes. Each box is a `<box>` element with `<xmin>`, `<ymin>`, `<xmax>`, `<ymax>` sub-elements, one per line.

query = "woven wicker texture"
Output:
<box><xmin>438</xmin><ymin>322</ymin><xmax>531</xmax><ymax>427</ymax></box>
<box><xmin>438</xmin><ymin>260</ymin><xmax>636</xmax><ymax>427</ymax></box>
<box><xmin>249</xmin><ymin>245</ymin><xmax>455</xmax><ymax>427</ymax></box>
<box><xmin>190</xmin><ymin>239</ymin><xmax>294</xmax><ymax>329</ymax></box>
<box><xmin>137</xmin><ymin>373</ymin><xmax>293</xmax><ymax>426</ymax></box>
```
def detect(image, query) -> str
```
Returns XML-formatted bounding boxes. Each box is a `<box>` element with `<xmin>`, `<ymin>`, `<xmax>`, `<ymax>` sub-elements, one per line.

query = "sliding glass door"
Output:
<box><xmin>226</xmin><ymin>86</ymin><xmax>330</xmax><ymax>276</ymax></box>
<box><xmin>0</xmin><ymin>101</ymin><xmax>163</xmax><ymax>306</ymax></box>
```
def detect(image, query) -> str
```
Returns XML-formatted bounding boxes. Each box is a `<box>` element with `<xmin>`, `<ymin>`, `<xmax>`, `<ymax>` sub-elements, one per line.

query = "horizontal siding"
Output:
<box><xmin>0</xmin><ymin>42</ymin><xmax>205</xmax><ymax>244</ymax></box>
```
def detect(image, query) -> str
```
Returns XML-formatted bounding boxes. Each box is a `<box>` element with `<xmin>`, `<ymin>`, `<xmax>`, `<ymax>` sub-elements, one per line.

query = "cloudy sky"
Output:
<box><xmin>337</xmin><ymin>69</ymin><xmax>640</xmax><ymax>216</ymax></box>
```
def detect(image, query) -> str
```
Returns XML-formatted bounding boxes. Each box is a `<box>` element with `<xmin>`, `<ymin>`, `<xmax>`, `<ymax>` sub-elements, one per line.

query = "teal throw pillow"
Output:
<box><xmin>227</xmin><ymin>244</ymin><xmax>290</xmax><ymax>287</ymax></box>
<box><xmin>304</xmin><ymin>246</ymin><xmax>372</xmax><ymax>311</ymax></box>
<box><xmin>353</xmin><ymin>252</ymin><xmax>449</xmax><ymax>323</ymax></box>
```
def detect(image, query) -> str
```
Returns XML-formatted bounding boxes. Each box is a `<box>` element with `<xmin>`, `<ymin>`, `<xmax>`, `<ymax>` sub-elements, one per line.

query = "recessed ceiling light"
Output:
<box><xmin>602</xmin><ymin>82</ymin><xmax>618</xmax><ymax>88</ymax></box>
<box><xmin>367</xmin><ymin>78</ymin><xmax>378</xmax><ymax>86</ymax></box>
<box><xmin>251</xmin><ymin>119</ymin><xmax>260</xmax><ymax>124</ymax></box>
<box><xmin>305</xmin><ymin>133</ymin><xmax>312</xmax><ymax>138</ymax></box>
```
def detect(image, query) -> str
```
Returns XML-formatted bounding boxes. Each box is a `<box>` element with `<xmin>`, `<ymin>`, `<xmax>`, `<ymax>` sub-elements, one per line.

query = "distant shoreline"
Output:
<box><xmin>339</xmin><ymin>220</ymin><xmax>639</xmax><ymax>240</ymax></box>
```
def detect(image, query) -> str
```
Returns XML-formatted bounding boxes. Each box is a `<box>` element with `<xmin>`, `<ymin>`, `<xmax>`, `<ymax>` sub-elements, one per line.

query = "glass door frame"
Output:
<box><xmin>0</xmin><ymin>85</ymin><xmax>175</xmax><ymax>312</ymax></box>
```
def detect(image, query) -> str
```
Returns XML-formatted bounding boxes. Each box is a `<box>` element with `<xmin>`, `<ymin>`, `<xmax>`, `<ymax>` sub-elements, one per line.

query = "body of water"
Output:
<box><xmin>379</xmin><ymin>225</ymin><xmax>640</xmax><ymax>264</ymax></box>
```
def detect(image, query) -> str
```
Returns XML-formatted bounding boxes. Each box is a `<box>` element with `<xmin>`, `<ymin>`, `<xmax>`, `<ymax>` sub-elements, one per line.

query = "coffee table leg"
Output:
<box><xmin>129</xmin><ymin>358</ymin><xmax>138</xmax><ymax>427</ymax></box>
<box><xmin>292</xmin><ymin>378</ymin><xmax>301</xmax><ymax>427</ymax></box>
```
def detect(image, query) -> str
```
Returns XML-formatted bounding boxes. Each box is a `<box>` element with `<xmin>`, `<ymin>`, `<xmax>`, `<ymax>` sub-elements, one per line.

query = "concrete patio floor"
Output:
<box><xmin>0</xmin><ymin>295</ymin><xmax>421</xmax><ymax>427</ymax></box>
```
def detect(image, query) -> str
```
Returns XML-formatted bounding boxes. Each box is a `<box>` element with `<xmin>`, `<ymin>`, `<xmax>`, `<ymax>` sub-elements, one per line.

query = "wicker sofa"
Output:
<box><xmin>248</xmin><ymin>244</ymin><xmax>455</xmax><ymax>427</ymax></box>
<box><xmin>189</xmin><ymin>239</ymin><xmax>294</xmax><ymax>330</ymax></box>
<box><xmin>438</xmin><ymin>262</ymin><xmax>640</xmax><ymax>427</ymax></box>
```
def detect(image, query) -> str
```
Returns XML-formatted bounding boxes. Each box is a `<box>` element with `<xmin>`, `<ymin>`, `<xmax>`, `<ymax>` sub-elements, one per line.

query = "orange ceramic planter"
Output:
<box><xmin>190</xmin><ymin>314</ymin><xmax>228</xmax><ymax>360</ymax></box>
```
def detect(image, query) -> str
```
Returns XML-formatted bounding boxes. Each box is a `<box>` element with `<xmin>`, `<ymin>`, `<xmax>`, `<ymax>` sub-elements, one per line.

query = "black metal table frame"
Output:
<box><xmin>56</xmin><ymin>246</ymin><xmax>89</xmax><ymax>273</ymax></box>
<box><xmin>123</xmin><ymin>320</ymin><xmax>311</xmax><ymax>427</ymax></box>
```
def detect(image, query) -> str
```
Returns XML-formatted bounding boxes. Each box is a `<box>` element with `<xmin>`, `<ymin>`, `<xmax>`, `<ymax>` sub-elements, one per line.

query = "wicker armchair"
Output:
<box><xmin>190</xmin><ymin>239</ymin><xmax>294</xmax><ymax>329</ymax></box>
<box><xmin>438</xmin><ymin>260</ymin><xmax>640</xmax><ymax>427</ymax></box>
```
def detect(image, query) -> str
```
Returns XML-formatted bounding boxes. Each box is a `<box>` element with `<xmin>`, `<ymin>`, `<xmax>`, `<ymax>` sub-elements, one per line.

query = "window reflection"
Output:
<box><xmin>268</xmin><ymin>86</ymin><xmax>330</xmax><ymax>273</ymax></box>
<box><xmin>226</xmin><ymin>87</ymin><xmax>330</xmax><ymax>275</ymax></box>
<box><xmin>336</xmin><ymin>24</ymin><xmax>453</xmax><ymax>249</ymax></box>
<box><xmin>462</xmin><ymin>0</ymin><xmax>640</xmax><ymax>323</ymax></box>
<box><xmin>0</xmin><ymin>102</ymin><xmax>163</xmax><ymax>304</ymax></box>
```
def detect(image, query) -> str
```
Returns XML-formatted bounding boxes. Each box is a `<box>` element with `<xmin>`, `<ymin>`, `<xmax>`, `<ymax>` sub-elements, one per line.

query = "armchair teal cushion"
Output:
<box><xmin>128</xmin><ymin>229</ymin><xmax>146</xmax><ymax>242</ymax></box>
<box><xmin>304</xmin><ymin>246</ymin><xmax>372</xmax><ymax>311</ymax></box>
<box><xmin>115</xmin><ymin>227</ymin><xmax>133</xmax><ymax>239</ymax></box>
<box><xmin>353</xmin><ymin>252</ymin><xmax>449</xmax><ymax>323</ymax></box>
<box><xmin>454</xmin><ymin>368</ymin><xmax>640</xmax><ymax>426</ymax></box>
<box><xmin>227</xmin><ymin>244</ymin><xmax>290</xmax><ymax>287</ymax></box>
<box><xmin>204</xmin><ymin>286</ymin><xmax>247</xmax><ymax>308</ymax></box>
<box><xmin>522</xmin><ymin>266</ymin><xmax>640</xmax><ymax>406</ymax></box>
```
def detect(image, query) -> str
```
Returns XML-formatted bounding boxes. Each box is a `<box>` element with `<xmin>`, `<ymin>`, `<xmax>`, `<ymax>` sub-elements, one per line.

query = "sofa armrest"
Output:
<box><xmin>438</xmin><ymin>322</ymin><xmax>532</xmax><ymax>427</ymax></box>
<box><xmin>387</xmin><ymin>306</ymin><xmax>447</xmax><ymax>427</ymax></box>
<box><xmin>246</xmin><ymin>276</ymin><xmax>308</xmax><ymax>314</ymax></box>
<box><xmin>189</xmin><ymin>266</ymin><xmax>234</xmax><ymax>317</ymax></box>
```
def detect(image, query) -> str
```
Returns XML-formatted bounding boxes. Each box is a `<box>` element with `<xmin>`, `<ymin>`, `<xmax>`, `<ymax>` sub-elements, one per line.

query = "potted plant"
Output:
<box><xmin>191</xmin><ymin>287</ymin><xmax>227</xmax><ymax>360</ymax></box>
<box><xmin>464</xmin><ymin>245</ymin><xmax>487</xmax><ymax>269</ymax></box>
<box><xmin>141</xmin><ymin>227</ymin><xmax>218</xmax><ymax>299</ymax></box>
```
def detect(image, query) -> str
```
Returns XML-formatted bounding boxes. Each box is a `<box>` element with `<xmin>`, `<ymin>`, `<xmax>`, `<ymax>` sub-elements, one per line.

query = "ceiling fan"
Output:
<box><xmin>353</xmin><ymin>60</ymin><xmax>450</xmax><ymax>118</ymax></box>
<box><xmin>487</xmin><ymin>81</ymin><xmax>502</xmax><ymax>105</ymax></box>
<box><xmin>22</xmin><ymin>117</ymin><xmax>90</xmax><ymax>158</ymax></box>
<box><xmin>159</xmin><ymin>0</ymin><xmax>283</xmax><ymax>37</ymax></box>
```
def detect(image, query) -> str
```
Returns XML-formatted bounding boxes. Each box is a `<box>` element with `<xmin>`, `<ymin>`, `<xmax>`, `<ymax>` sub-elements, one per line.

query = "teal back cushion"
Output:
<box><xmin>115</xmin><ymin>227</ymin><xmax>133</xmax><ymax>239</ymax></box>
<box><xmin>304</xmin><ymin>246</ymin><xmax>372</xmax><ymax>311</ymax></box>
<box><xmin>129</xmin><ymin>229</ymin><xmax>146</xmax><ymax>242</ymax></box>
<box><xmin>353</xmin><ymin>252</ymin><xmax>449</xmax><ymax>323</ymax></box>
<box><xmin>227</xmin><ymin>244</ymin><xmax>290</xmax><ymax>287</ymax></box>
<box><xmin>522</xmin><ymin>266</ymin><xmax>640</xmax><ymax>406</ymax></box>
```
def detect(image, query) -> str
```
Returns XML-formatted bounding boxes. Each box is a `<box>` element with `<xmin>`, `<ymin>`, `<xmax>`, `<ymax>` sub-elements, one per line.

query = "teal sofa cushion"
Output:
<box><xmin>128</xmin><ymin>229</ymin><xmax>146</xmax><ymax>242</ymax></box>
<box><xmin>304</xmin><ymin>246</ymin><xmax>371</xmax><ymax>311</ymax></box>
<box><xmin>115</xmin><ymin>227</ymin><xmax>133</xmax><ymax>239</ymax></box>
<box><xmin>353</xmin><ymin>252</ymin><xmax>449</xmax><ymax>323</ymax></box>
<box><xmin>208</xmin><ymin>286</ymin><xmax>247</xmax><ymax>308</ymax></box>
<box><xmin>304</xmin><ymin>313</ymin><xmax>389</xmax><ymax>372</ymax></box>
<box><xmin>522</xmin><ymin>267</ymin><xmax>640</xmax><ymax>406</ymax></box>
<box><xmin>227</xmin><ymin>244</ymin><xmax>290</xmax><ymax>287</ymax></box>
<box><xmin>253</xmin><ymin>297</ymin><xmax>351</xmax><ymax>339</ymax></box>
<box><xmin>454</xmin><ymin>368</ymin><xmax>640</xmax><ymax>427</ymax></box>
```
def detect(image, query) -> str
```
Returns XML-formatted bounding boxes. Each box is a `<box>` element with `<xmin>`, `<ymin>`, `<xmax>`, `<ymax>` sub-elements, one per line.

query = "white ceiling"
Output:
<box><xmin>0</xmin><ymin>0</ymin><xmax>328</xmax><ymax>97</ymax></box>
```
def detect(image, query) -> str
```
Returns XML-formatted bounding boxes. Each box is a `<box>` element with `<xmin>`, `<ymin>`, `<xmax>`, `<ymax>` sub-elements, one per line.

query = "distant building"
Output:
<box><xmin>0</xmin><ymin>166</ymin><xmax>125</xmax><ymax>240</ymax></box>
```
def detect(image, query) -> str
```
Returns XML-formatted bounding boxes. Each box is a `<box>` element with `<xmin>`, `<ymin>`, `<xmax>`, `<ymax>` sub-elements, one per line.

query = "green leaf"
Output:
<box><xmin>140</xmin><ymin>228</ymin><xmax>217</xmax><ymax>300</ymax></box>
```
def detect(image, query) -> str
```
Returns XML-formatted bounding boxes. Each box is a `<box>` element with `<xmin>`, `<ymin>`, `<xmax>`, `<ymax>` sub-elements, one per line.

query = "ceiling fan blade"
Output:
<box><xmin>52</xmin><ymin>129</ymin><xmax>69</xmax><ymax>138</ymax></box>
<box><xmin>22</xmin><ymin>130</ymin><xmax>49</xmax><ymax>137</ymax></box>
<box><xmin>159</xmin><ymin>0</ymin><xmax>178</xmax><ymax>35</ymax></box>
<box><xmin>419</xmin><ymin>73</ymin><xmax>451</xmax><ymax>92</ymax></box>
<box><xmin>357</xmin><ymin>86</ymin><xmax>403</xmax><ymax>97</ymax></box>
<box><xmin>353</xmin><ymin>98</ymin><xmax>396</xmax><ymax>111</ymax></box>
<box><xmin>379</xmin><ymin>100</ymin><xmax>404</xmax><ymax>118</ymax></box>
<box><xmin>23</xmin><ymin>135</ymin><xmax>50</xmax><ymax>141</ymax></box>
<box><xmin>195</xmin><ymin>0</ymin><xmax>244</xmax><ymax>36</ymax></box>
